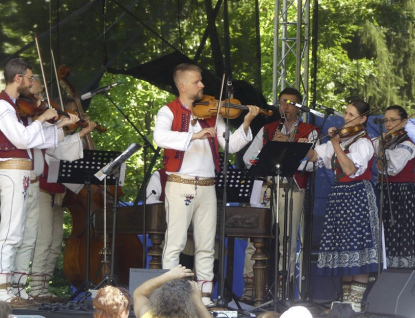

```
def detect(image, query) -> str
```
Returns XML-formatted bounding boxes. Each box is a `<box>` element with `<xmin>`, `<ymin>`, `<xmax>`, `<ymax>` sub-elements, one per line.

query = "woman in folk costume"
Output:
<box><xmin>374</xmin><ymin>105</ymin><xmax>415</xmax><ymax>269</ymax></box>
<box><xmin>304</xmin><ymin>99</ymin><xmax>379</xmax><ymax>312</ymax></box>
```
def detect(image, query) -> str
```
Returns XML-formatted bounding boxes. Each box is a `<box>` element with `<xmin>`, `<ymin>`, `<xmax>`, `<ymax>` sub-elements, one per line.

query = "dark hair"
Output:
<box><xmin>278</xmin><ymin>87</ymin><xmax>302</xmax><ymax>103</ymax></box>
<box><xmin>4</xmin><ymin>58</ymin><xmax>32</xmax><ymax>84</ymax></box>
<box><xmin>327</xmin><ymin>303</ymin><xmax>355</xmax><ymax>318</ymax></box>
<box><xmin>149</xmin><ymin>279</ymin><xmax>198</xmax><ymax>317</ymax></box>
<box><xmin>349</xmin><ymin>99</ymin><xmax>370</xmax><ymax>116</ymax></box>
<box><xmin>349</xmin><ymin>99</ymin><xmax>370</xmax><ymax>124</ymax></box>
<box><xmin>385</xmin><ymin>105</ymin><xmax>408</xmax><ymax>119</ymax></box>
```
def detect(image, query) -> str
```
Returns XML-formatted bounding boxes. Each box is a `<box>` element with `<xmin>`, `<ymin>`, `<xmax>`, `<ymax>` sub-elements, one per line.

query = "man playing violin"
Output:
<box><xmin>27</xmin><ymin>96</ymin><xmax>96</xmax><ymax>302</ymax></box>
<box><xmin>241</xmin><ymin>87</ymin><xmax>318</xmax><ymax>302</ymax></box>
<box><xmin>0</xmin><ymin>58</ymin><xmax>82</xmax><ymax>304</ymax></box>
<box><xmin>303</xmin><ymin>100</ymin><xmax>379</xmax><ymax>312</ymax></box>
<box><xmin>373</xmin><ymin>106</ymin><xmax>415</xmax><ymax>270</ymax></box>
<box><xmin>14</xmin><ymin>78</ymin><xmax>96</xmax><ymax>302</ymax></box>
<box><xmin>153</xmin><ymin>63</ymin><xmax>260</xmax><ymax>307</ymax></box>
<box><xmin>13</xmin><ymin>82</ymin><xmax>84</xmax><ymax>302</ymax></box>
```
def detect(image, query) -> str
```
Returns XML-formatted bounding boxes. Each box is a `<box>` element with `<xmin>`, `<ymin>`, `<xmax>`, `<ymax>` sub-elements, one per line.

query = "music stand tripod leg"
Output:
<box><xmin>95</xmin><ymin>171</ymin><xmax>121</xmax><ymax>289</ymax></box>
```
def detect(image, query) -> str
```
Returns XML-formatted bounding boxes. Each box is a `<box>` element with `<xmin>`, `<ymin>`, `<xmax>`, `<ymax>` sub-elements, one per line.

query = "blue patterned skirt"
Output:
<box><xmin>377</xmin><ymin>182</ymin><xmax>415</xmax><ymax>268</ymax></box>
<box><xmin>317</xmin><ymin>180</ymin><xmax>379</xmax><ymax>276</ymax></box>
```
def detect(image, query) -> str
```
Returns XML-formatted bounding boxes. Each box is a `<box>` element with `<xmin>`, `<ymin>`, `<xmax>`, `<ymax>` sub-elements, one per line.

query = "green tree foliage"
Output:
<box><xmin>315</xmin><ymin>0</ymin><xmax>415</xmax><ymax>113</ymax></box>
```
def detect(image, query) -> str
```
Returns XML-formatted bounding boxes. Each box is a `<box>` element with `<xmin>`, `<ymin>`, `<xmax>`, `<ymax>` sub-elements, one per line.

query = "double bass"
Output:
<box><xmin>59</xmin><ymin>66</ymin><xmax>143</xmax><ymax>287</ymax></box>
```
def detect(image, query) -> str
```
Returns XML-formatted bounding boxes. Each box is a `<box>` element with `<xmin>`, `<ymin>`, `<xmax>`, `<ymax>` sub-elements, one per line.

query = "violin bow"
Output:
<box><xmin>214</xmin><ymin>72</ymin><xmax>226</xmax><ymax>130</ymax></box>
<box><xmin>51</xmin><ymin>50</ymin><xmax>65</xmax><ymax>111</ymax></box>
<box><xmin>372</xmin><ymin>112</ymin><xmax>415</xmax><ymax>143</ymax></box>
<box><xmin>34</xmin><ymin>34</ymin><xmax>52</xmax><ymax>109</ymax></box>
<box><xmin>317</xmin><ymin>109</ymin><xmax>373</xmax><ymax>142</ymax></box>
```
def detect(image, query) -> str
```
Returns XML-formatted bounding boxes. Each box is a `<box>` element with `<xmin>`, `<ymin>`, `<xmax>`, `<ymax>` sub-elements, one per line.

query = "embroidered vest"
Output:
<box><xmin>162</xmin><ymin>98</ymin><xmax>220</xmax><ymax>173</ymax></box>
<box><xmin>387</xmin><ymin>157</ymin><xmax>415</xmax><ymax>183</ymax></box>
<box><xmin>0</xmin><ymin>91</ymin><xmax>30</xmax><ymax>159</ymax></box>
<box><xmin>263</xmin><ymin>120</ymin><xmax>318</xmax><ymax>189</ymax></box>
<box><xmin>332</xmin><ymin>135</ymin><xmax>374</xmax><ymax>183</ymax></box>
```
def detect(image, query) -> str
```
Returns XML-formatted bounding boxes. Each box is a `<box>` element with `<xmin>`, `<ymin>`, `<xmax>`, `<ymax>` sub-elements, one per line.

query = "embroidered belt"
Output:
<box><xmin>167</xmin><ymin>174</ymin><xmax>214</xmax><ymax>186</ymax></box>
<box><xmin>0</xmin><ymin>158</ymin><xmax>32</xmax><ymax>171</ymax></box>
<box><xmin>31</xmin><ymin>176</ymin><xmax>40</xmax><ymax>184</ymax></box>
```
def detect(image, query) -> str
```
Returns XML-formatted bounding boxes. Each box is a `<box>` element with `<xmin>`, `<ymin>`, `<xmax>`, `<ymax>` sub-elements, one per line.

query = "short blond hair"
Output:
<box><xmin>257</xmin><ymin>311</ymin><xmax>280</xmax><ymax>318</ymax></box>
<box><xmin>173</xmin><ymin>63</ymin><xmax>202</xmax><ymax>89</ymax></box>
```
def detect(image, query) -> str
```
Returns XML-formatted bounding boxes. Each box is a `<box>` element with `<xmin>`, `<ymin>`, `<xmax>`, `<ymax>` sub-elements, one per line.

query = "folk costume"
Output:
<box><xmin>315</xmin><ymin>131</ymin><xmax>379</xmax><ymax>311</ymax></box>
<box><xmin>154</xmin><ymin>98</ymin><xmax>252</xmax><ymax>306</ymax></box>
<box><xmin>28</xmin><ymin>134</ymin><xmax>84</xmax><ymax>300</ymax></box>
<box><xmin>0</xmin><ymin>90</ymin><xmax>62</xmax><ymax>302</ymax></box>
<box><xmin>242</xmin><ymin>119</ymin><xmax>318</xmax><ymax>300</ymax></box>
<box><xmin>374</xmin><ymin>133</ymin><xmax>415</xmax><ymax>268</ymax></box>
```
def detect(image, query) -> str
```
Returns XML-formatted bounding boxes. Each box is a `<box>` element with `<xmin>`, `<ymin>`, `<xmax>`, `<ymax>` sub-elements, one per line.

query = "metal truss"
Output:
<box><xmin>272</xmin><ymin>0</ymin><xmax>311</xmax><ymax>105</ymax></box>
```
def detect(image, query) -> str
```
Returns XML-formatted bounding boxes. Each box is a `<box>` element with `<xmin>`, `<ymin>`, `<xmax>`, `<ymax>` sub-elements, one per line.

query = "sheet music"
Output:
<box><xmin>250</xmin><ymin>180</ymin><xmax>263</xmax><ymax>204</ymax></box>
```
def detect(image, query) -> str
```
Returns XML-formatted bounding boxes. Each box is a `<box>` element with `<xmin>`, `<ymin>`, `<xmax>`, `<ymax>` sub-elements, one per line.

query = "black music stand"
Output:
<box><xmin>248</xmin><ymin>141</ymin><xmax>311</xmax><ymax>312</ymax></box>
<box><xmin>215</xmin><ymin>169</ymin><xmax>255</xmax><ymax>203</ymax></box>
<box><xmin>94</xmin><ymin>143</ymin><xmax>141</xmax><ymax>288</ymax></box>
<box><xmin>56</xmin><ymin>149</ymin><xmax>121</xmax><ymax>303</ymax></box>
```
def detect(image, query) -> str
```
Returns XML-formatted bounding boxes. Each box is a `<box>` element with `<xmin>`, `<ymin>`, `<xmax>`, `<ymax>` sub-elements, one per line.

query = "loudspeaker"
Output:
<box><xmin>129</xmin><ymin>268</ymin><xmax>169</xmax><ymax>295</ymax></box>
<box><xmin>367</xmin><ymin>269</ymin><xmax>415</xmax><ymax>318</ymax></box>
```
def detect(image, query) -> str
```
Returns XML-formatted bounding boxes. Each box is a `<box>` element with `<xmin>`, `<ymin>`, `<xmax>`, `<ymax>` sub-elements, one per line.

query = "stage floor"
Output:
<box><xmin>10</xmin><ymin>301</ymin><xmax>393</xmax><ymax>318</ymax></box>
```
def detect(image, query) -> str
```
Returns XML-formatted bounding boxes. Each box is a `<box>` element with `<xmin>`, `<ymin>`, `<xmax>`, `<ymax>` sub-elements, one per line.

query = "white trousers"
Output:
<box><xmin>162</xmin><ymin>180</ymin><xmax>216</xmax><ymax>281</ymax></box>
<box><xmin>0</xmin><ymin>168</ymin><xmax>30</xmax><ymax>273</ymax></box>
<box><xmin>244</xmin><ymin>184</ymin><xmax>305</xmax><ymax>277</ymax></box>
<box><xmin>31</xmin><ymin>191</ymin><xmax>65</xmax><ymax>275</ymax></box>
<box><xmin>14</xmin><ymin>180</ymin><xmax>40</xmax><ymax>274</ymax></box>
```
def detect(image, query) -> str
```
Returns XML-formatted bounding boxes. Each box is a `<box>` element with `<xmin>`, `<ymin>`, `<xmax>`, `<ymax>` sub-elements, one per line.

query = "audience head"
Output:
<box><xmin>327</xmin><ymin>303</ymin><xmax>355</xmax><ymax>318</ymax></box>
<box><xmin>149</xmin><ymin>278</ymin><xmax>198</xmax><ymax>317</ymax></box>
<box><xmin>257</xmin><ymin>311</ymin><xmax>280</xmax><ymax>318</ymax></box>
<box><xmin>0</xmin><ymin>301</ymin><xmax>11</xmax><ymax>318</ymax></box>
<box><xmin>93</xmin><ymin>285</ymin><xmax>131</xmax><ymax>318</ymax></box>
<box><xmin>280</xmin><ymin>306</ymin><xmax>313</xmax><ymax>318</ymax></box>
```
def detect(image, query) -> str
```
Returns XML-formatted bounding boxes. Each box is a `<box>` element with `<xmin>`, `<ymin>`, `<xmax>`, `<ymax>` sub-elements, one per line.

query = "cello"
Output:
<box><xmin>59</xmin><ymin>66</ymin><xmax>143</xmax><ymax>288</ymax></box>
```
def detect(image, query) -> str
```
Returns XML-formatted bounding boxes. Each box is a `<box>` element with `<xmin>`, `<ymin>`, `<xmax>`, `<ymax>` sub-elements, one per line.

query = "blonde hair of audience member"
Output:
<box><xmin>93</xmin><ymin>286</ymin><xmax>131</xmax><ymax>318</ymax></box>
<box><xmin>257</xmin><ymin>311</ymin><xmax>280</xmax><ymax>318</ymax></box>
<box><xmin>0</xmin><ymin>301</ymin><xmax>11</xmax><ymax>318</ymax></box>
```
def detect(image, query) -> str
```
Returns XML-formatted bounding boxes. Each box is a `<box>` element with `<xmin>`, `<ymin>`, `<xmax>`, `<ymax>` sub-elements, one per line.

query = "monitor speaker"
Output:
<box><xmin>366</xmin><ymin>269</ymin><xmax>415</xmax><ymax>318</ymax></box>
<box><xmin>129</xmin><ymin>268</ymin><xmax>169</xmax><ymax>295</ymax></box>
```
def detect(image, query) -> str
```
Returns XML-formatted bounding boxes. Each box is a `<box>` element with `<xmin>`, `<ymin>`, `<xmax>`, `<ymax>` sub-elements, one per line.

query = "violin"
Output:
<box><xmin>64</xmin><ymin>109</ymin><xmax>107</xmax><ymax>134</ymax></box>
<box><xmin>384</xmin><ymin>129</ymin><xmax>407</xmax><ymax>149</ymax></box>
<box><xmin>333</xmin><ymin>124</ymin><xmax>364</xmax><ymax>138</ymax></box>
<box><xmin>193</xmin><ymin>95</ymin><xmax>273</xmax><ymax>119</ymax></box>
<box><xmin>16</xmin><ymin>94</ymin><xmax>70</xmax><ymax>122</ymax></box>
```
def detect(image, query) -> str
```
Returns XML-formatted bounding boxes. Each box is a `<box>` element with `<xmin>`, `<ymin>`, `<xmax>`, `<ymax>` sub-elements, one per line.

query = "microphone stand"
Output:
<box><xmin>102</xmin><ymin>91</ymin><xmax>159</xmax><ymax>267</ymax></box>
<box><xmin>280</xmin><ymin>113</ymin><xmax>302</xmax><ymax>306</ymax></box>
<box><xmin>217</xmin><ymin>81</ymin><xmax>233</xmax><ymax>308</ymax></box>
<box><xmin>376</xmin><ymin>123</ymin><xmax>394</xmax><ymax>274</ymax></box>
<box><xmin>299</xmin><ymin>106</ymin><xmax>332</xmax><ymax>308</ymax></box>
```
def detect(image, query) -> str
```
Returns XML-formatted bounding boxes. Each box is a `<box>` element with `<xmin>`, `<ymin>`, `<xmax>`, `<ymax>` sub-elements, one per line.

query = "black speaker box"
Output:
<box><xmin>367</xmin><ymin>269</ymin><xmax>415</xmax><ymax>318</ymax></box>
<box><xmin>129</xmin><ymin>268</ymin><xmax>169</xmax><ymax>295</ymax></box>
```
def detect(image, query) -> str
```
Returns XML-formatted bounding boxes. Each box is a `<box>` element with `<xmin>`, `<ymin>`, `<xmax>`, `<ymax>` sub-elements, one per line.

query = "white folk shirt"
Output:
<box><xmin>154</xmin><ymin>105</ymin><xmax>253</xmax><ymax>178</ymax></box>
<box><xmin>0</xmin><ymin>99</ymin><xmax>64</xmax><ymax>161</ymax></box>
<box><xmin>372</xmin><ymin>138</ymin><xmax>415</xmax><ymax>176</ymax></box>
<box><xmin>315</xmin><ymin>137</ymin><xmax>374</xmax><ymax>178</ymax></box>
